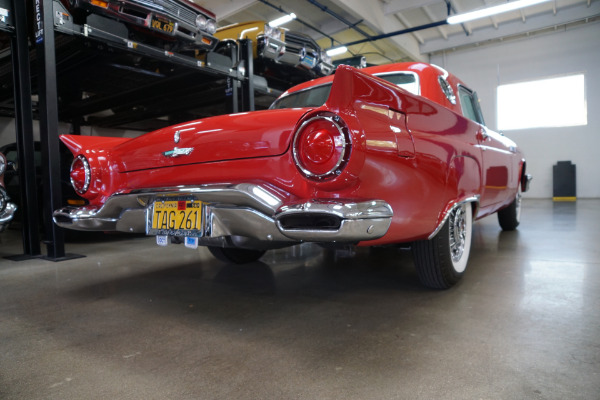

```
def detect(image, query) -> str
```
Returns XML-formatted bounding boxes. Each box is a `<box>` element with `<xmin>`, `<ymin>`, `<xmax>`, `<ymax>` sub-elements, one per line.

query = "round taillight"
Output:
<box><xmin>70</xmin><ymin>155</ymin><xmax>90</xmax><ymax>194</ymax></box>
<box><xmin>293</xmin><ymin>113</ymin><xmax>351</xmax><ymax>180</ymax></box>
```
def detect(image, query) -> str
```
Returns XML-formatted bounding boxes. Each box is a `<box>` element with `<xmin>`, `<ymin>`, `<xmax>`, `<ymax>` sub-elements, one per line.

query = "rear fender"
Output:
<box><xmin>60</xmin><ymin>135</ymin><xmax>131</xmax><ymax>204</ymax></box>
<box><xmin>429</xmin><ymin>155</ymin><xmax>482</xmax><ymax>239</ymax></box>
<box><xmin>60</xmin><ymin>135</ymin><xmax>130</xmax><ymax>156</ymax></box>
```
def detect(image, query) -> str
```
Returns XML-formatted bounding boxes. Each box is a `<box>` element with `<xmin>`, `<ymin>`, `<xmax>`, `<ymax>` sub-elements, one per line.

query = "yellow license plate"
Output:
<box><xmin>150</xmin><ymin>16</ymin><xmax>175</xmax><ymax>34</ymax></box>
<box><xmin>149</xmin><ymin>199</ymin><xmax>203</xmax><ymax>236</ymax></box>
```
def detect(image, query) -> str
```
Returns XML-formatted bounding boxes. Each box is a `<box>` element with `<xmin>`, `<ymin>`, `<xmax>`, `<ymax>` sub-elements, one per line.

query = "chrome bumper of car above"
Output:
<box><xmin>316</xmin><ymin>61</ymin><xmax>335</xmax><ymax>76</ymax></box>
<box><xmin>258</xmin><ymin>38</ymin><xmax>286</xmax><ymax>61</ymax></box>
<box><xmin>0</xmin><ymin>202</ymin><xmax>17</xmax><ymax>232</ymax></box>
<box><xmin>53</xmin><ymin>184</ymin><xmax>393</xmax><ymax>244</ymax></box>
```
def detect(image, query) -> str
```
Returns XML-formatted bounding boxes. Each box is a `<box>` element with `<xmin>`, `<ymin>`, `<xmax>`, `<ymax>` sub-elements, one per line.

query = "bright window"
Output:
<box><xmin>497</xmin><ymin>74</ymin><xmax>587</xmax><ymax>130</ymax></box>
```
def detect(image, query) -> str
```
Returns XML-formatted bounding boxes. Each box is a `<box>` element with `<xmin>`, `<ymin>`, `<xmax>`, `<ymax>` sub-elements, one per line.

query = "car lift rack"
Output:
<box><xmin>1</xmin><ymin>0</ymin><xmax>265</xmax><ymax>260</ymax></box>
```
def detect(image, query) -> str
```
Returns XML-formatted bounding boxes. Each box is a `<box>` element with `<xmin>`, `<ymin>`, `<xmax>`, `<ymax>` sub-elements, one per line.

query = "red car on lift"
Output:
<box><xmin>53</xmin><ymin>62</ymin><xmax>531</xmax><ymax>289</ymax></box>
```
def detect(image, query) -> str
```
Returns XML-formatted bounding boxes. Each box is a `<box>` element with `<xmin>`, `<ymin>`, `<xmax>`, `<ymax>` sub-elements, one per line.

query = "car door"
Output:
<box><xmin>457</xmin><ymin>86</ymin><xmax>514</xmax><ymax>207</ymax></box>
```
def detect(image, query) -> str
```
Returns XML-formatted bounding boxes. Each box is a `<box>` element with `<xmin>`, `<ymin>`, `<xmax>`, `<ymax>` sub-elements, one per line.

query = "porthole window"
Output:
<box><xmin>438</xmin><ymin>76</ymin><xmax>456</xmax><ymax>104</ymax></box>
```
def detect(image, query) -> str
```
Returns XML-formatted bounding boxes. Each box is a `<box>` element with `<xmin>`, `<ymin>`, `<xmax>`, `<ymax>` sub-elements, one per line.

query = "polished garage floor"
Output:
<box><xmin>1</xmin><ymin>199</ymin><xmax>598</xmax><ymax>399</ymax></box>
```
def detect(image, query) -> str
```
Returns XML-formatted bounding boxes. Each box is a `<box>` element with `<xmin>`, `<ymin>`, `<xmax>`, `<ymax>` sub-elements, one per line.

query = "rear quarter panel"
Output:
<box><xmin>322</xmin><ymin>66</ymin><xmax>486</xmax><ymax>243</ymax></box>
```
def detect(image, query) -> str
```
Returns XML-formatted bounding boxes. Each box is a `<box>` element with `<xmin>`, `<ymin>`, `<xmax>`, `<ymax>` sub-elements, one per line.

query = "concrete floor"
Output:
<box><xmin>0</xmin><ymin>199</ymin><xmax>598</xmax><ymax>399</ymax></box>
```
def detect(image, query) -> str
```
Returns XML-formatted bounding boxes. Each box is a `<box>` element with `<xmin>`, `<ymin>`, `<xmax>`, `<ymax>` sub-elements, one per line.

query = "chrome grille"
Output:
<box><xmin>285</xmin><ymin>32</ymin><xmax>319</xmax><ymax>54</ymax></box>
<box><xmin>131</xmin><ymin>0</ymin><xmax>201</xmax><ymax>27</ymax></box>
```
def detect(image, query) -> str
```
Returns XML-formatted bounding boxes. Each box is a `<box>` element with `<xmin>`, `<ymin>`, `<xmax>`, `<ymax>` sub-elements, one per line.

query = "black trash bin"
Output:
<box><xmin>553</xmin><ymin>161</ymin><xmax>576</xmax><ymax>201</ymax></box>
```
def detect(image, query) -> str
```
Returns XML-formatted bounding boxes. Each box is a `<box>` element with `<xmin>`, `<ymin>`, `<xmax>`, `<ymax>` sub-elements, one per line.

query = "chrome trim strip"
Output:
<box><xmin>258</xmin><ymin>37</ymin><xmax>286</xmax><ymax>60</ymax></box>
<box><xmin>292</xmin><ymin>114</ymin><xmax>351</xmax><ymax>180</ymax></box>
<box><xmin>53</xmin><ymin>184</ymin><xmax>393</xmax><ymax>244</ymax></box>
<box><xmin>428</xmin><ymin>196</ymin><xmax>479</xmax><ymax>240</ymax></box>
<box><xmin>71</xmin><ymin>155</ymin><xmax>91</xmax><ymax>194</ymax></box>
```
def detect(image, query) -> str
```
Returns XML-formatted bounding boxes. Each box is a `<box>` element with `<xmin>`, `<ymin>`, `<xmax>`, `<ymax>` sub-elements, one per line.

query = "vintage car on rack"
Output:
<box><xmin>212</xmin><ymin>21</ymin><xmax>287</xmax><ymax>63</ymax></box>
<box><xmin>211</xmin><ymin>21</ymin><xmax>333</xmax><ymax>89</ymax></box>
<box><xmin>0</xmin><ymin>152</ymin><xmax>17</xmax><ymax>232</ymax></box>
<box><xmin>279</xmin><ymin>30</ymin><xmax>334</xmax><ymax>77</ymax></box>
<box><xmin>59</xmin><ymin>0</ymin><xmax>218</xmax><ymax>51</ymax></box>
<box><xmin>53</xmin><ymin>62</ymin><xmax>531</xmax><ymax>289</ymax></box>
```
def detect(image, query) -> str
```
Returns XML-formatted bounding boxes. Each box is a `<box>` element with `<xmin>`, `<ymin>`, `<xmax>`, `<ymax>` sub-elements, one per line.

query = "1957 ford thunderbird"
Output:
<box><xmin>54</xmin><ymin>62</ymin><xmax>531</xmax><ymax>289</ymax></box>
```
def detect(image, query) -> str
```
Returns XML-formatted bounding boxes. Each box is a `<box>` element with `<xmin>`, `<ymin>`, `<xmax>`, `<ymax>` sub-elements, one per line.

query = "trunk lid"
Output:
<box><xmin>112</xmin><ymin>108</ymin><xmax>310</xmax><ymax>172</ymax></box>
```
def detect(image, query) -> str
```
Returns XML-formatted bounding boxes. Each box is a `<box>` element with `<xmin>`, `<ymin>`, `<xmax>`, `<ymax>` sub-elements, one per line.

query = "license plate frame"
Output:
<box><xmin>147</xmin><ymin>197</ymin><xmax>204</xmax><ymax>237</ymax></box>
<box><xmin>149</xmin><ymin>15</ymin><xmax>175</xmax><ymax>35</ymax></box>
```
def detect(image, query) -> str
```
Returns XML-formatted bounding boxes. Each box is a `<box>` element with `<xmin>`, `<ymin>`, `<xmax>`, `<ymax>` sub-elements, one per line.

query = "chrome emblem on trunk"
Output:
<box><xmin>163</xmin><ymin>147</ymin><xmax>194</xmax><ymax>158</ymax></box>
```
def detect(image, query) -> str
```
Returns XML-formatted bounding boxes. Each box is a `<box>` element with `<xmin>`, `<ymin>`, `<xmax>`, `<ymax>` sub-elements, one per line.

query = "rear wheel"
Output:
<box><xmin>412</xmin><ymin>202</ymin><xmax>473</xmax><ymax>289</ymax></box>
<box><xmin>498</xmin><ymin>193</ymin><xmax>521</xmax><ymax>231</ymax></box>
<box><xmin>208</xmin><ymin>247</ymin><xmax>265</xmax><ymax>264</ymax></box>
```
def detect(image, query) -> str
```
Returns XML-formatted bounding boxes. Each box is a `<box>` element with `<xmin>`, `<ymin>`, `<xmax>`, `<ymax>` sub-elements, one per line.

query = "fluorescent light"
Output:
<box><xmin>326</xmin><ymin>46</ymin><xmax>348</xmax><ymax>57</ymax></box>
<box><xmin>269</xmin><ymin>13</ymin><xmax>296</xmax><ymax>27</ymax></box>
<box><xmin>447</xmin><ymin>0</ymin><xmax>551</xmax><ymax>24</ymax></box>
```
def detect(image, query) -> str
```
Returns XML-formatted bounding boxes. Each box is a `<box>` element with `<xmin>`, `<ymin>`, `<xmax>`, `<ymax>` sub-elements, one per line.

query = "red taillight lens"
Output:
<box><xmin>70</xmin><ymin>155</ymin><xmax>90</xmax><ymax>194</ymax></box>
<box><xmin>293</xmin><ymin>113</ymin><xmax>351</xmax><ymax>180</ymax></box>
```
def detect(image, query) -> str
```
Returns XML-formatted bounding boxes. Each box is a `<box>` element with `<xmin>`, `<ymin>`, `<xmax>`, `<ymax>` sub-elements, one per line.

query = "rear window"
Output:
<box><xmin>270</xmin><ymin>72</ymin><xmax>419</xmax><ymax>110</ymax></box>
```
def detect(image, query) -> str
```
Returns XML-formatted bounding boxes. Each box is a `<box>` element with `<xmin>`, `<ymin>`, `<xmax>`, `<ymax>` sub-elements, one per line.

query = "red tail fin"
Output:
<box><xmin>60</xmin><ymin>135</ymin><xmax>130</xmax><ymax>155</ymax></box>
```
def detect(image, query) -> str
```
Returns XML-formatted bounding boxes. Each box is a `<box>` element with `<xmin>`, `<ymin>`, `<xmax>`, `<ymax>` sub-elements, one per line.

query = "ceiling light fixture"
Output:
<box><xmin>326</xmin><ymin>46</ymin><xmax>348</xmax><ymax>57</ymax></box>
<box><xmin>268</xmin><ymin>13</ymin><xmax>297</xmax><ymax>27</ymax></box>
<box><xmin>447</xmin><ymin>0</ymin><xmax>551</xmax><ymax>24</ymax></box>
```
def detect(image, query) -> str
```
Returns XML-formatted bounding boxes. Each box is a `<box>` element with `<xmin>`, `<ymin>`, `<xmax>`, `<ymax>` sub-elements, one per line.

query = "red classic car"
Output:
<box><xmin>0</xmin><ymin>152</ymin><xmax>17</xmax><ymax>232</ymax></box>
<box><xmin>53</xmin><ymin>62</ymin><xmax>531</xmax><ymax>289</ymax></box>
<box><xmin>61</xmin><ymin>0</ymin><xmax>218</xmax><ymax>51</ymax></box>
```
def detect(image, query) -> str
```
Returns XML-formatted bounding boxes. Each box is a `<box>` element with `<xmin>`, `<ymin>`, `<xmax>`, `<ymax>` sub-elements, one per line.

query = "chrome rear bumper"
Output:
<box><xmin>53</xmin><ymin>184</ymin><xmax>393</xmax><ymax>245</ymax></box>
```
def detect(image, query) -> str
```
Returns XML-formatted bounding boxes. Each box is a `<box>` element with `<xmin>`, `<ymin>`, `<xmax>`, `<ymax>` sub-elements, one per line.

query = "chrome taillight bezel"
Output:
<box><xmin>292</xmin><ymin>112</ymin><xmax>352</xmax><ymax>181</ymax></box>
<box><xmin>70</xmin><ymin>155</ymin><xmax>91</xmax><ymax>194</ymax></box>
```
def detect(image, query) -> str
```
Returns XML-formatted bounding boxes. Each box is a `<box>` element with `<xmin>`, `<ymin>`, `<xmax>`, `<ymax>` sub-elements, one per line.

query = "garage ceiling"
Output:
<box><xmin>196</xmin><ymin>0</ymin><xmax>600</xmax><ymax>65</ymax></box>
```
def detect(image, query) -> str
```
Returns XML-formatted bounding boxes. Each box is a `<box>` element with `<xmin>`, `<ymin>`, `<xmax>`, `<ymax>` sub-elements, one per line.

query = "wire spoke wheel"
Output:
<box><xmin>412</xmin><ymin>202</ymin><xmax>473</xmax><ymax>289</ymax></box>
<box><xmin>449</xmin><ymin>205</ymin><xmax>467</xmax><ymax>267</ymax></box>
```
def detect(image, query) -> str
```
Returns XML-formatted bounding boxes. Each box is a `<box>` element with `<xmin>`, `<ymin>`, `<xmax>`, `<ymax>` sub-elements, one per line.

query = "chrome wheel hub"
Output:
<box><xmin>449</xmin><ymin>205</ymin><xmax>467</xmax><ymax>263</ymax></box>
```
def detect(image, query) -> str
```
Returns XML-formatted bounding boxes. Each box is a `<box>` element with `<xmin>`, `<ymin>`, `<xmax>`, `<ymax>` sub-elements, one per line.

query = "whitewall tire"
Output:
<box><xmin>412</xmin><ymin>202</ymin><xmax>473</xmax><ymax>289</ymax></box>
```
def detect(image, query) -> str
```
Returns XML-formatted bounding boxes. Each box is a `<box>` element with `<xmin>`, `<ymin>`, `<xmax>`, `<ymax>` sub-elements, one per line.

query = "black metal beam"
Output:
<box><xmin>336</xmin><ymin>20</ymin><xmax>449</xmax><ymax>49</ymax></box>
<box><xmin>304</xmin><ymin>0</ymin><xmax>370</xmax><ymax>38</ymax></box>
<box><xmin>35</xmin><ymin>0</ymin><xmax>69</xmax><ymax>260</ymax></box>
<box><xmin>10</xmin><ymin>0</ymin><xmax>41</xmax><ymax>257</ymax></box>
<box><xmin>239</xmin><ymin>39</ymin><xmax>254</xmax><ymax>112</ymax></box>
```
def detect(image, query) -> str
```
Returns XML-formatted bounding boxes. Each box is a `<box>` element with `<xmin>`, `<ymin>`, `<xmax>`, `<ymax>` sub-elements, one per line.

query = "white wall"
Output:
<box><xmin>430</xmin><ymin>21</ymin><xmax>600</xmax><ymax>198</ymax></box>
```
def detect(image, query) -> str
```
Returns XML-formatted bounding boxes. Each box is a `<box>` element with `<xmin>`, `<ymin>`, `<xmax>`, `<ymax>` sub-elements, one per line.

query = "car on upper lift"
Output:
<box><xmin>211</xmin><ymin>21</ymin><xmax>334</xmax><ymax>90</ymax></box>
<box><xmin>53</xmin><ymin>62</ymin><xmax>531</xmax><ymax>289</ymax></box>
<box><xmin>57</xmin><ymin>0</ymin><xmax>219</xmax><ymax>52</ymax></box>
